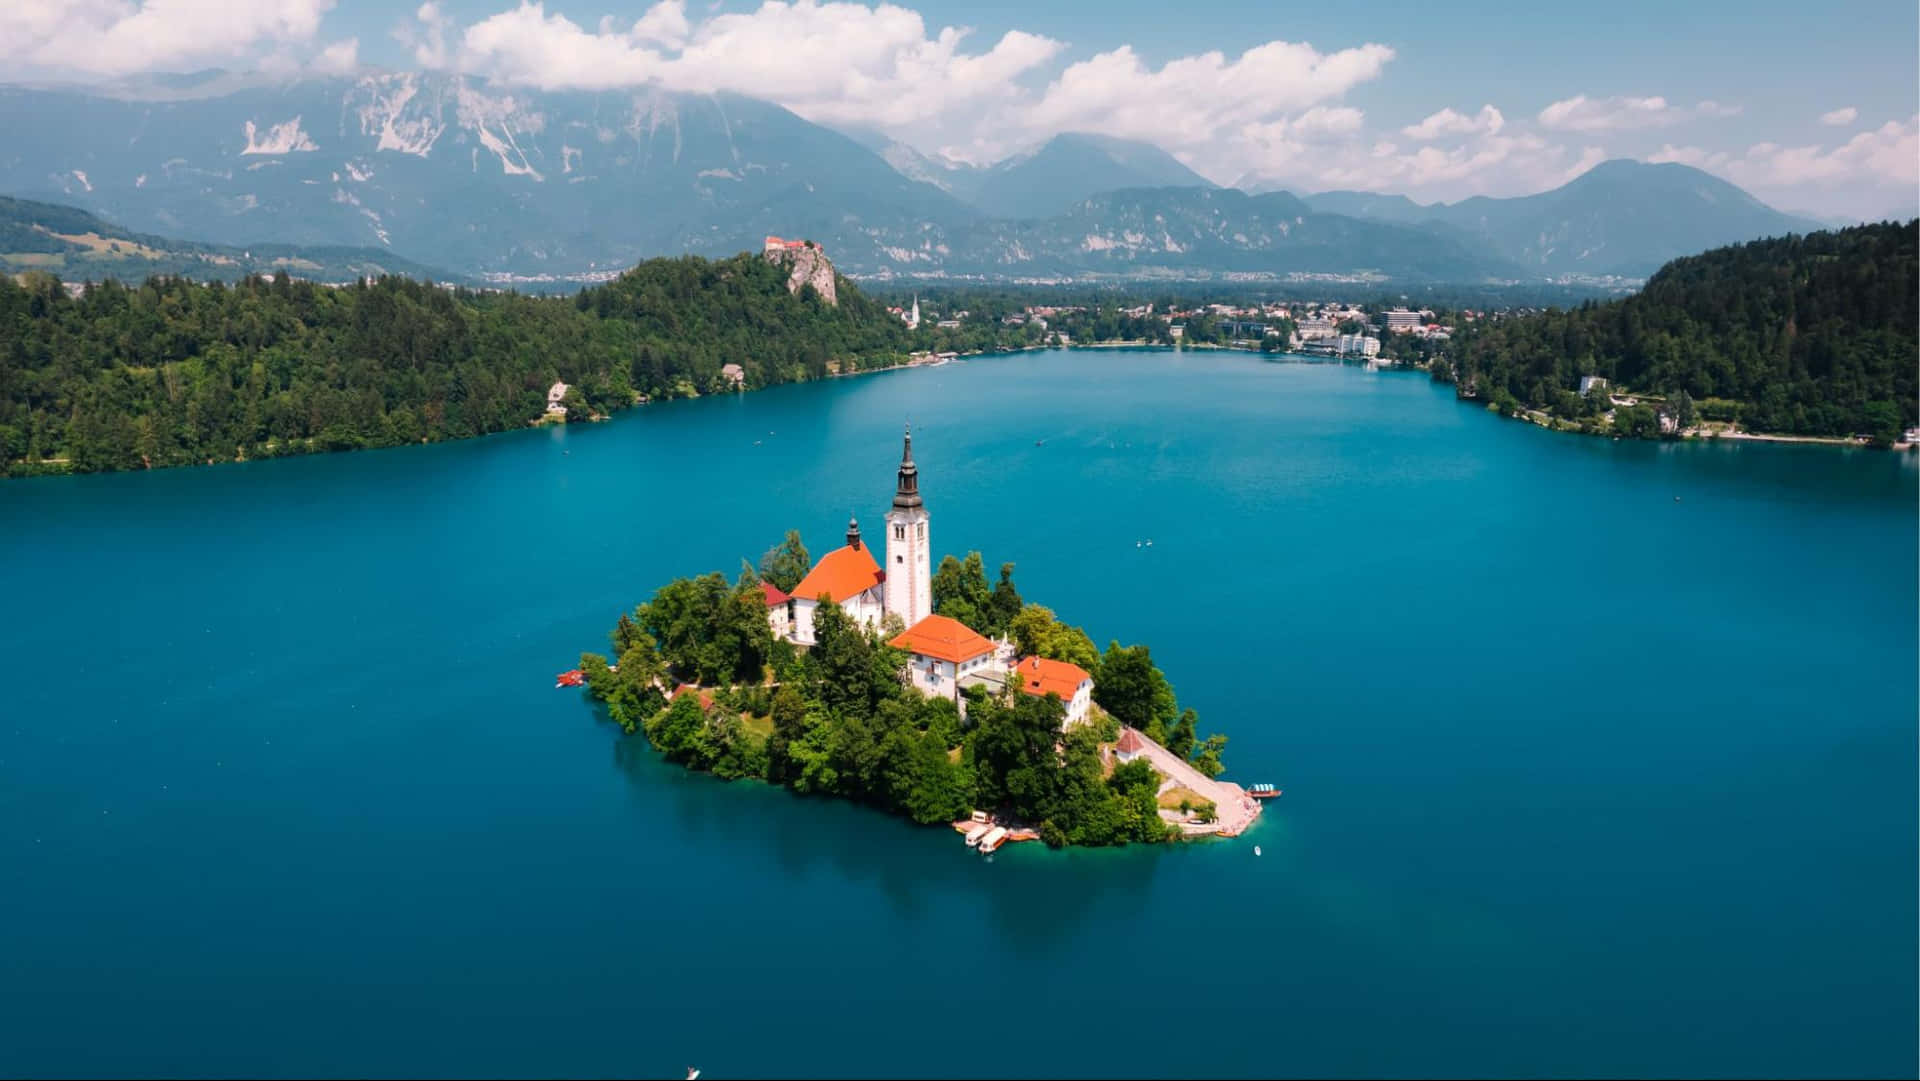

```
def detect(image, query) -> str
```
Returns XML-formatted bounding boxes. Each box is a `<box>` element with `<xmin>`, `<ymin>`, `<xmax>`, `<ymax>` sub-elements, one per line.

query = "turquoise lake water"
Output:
<box><xmin>1</xmin><ymin>348</ymin><xmax>1914</xmax><ymax>1078</ymax></box>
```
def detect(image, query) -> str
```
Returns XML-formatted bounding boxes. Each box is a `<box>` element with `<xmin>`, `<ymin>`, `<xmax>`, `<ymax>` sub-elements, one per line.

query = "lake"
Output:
<box><xmin>1</xmin><ymin>348</ymin><xmax>1914</xmax><ymax>1078</ymax></box>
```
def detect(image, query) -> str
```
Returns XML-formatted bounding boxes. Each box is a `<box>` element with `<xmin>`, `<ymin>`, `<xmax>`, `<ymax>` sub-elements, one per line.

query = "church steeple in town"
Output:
<box><xmin>892</xmin><ymin>425</ymin><xmax>922</xmax><ymax>510</ymax></box>
<box><xmin>846</xmin><ymin>514</ymin><xmax>862</xmax><ymax>550</ymax></box>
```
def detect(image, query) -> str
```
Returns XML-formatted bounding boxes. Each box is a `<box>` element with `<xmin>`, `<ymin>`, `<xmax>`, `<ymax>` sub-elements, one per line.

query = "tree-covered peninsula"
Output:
<box><xmin>1434</xmin><ymin>221</ymin><xmax>1918</xmax><ymax>443</ymax></box>
<box><xmin>579</xmin><ymin>538</ymin><xmax>1234</xmax><ymax>848</ymax></box>
<box><xmin>0</xmin><ymin>250</ymin><xmax>911</xmax><ymax>476</ymax></box>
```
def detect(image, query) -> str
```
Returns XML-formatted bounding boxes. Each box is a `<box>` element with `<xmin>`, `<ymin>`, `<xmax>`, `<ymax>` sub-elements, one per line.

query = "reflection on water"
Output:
<box><xmin>605</xmin><ymin>715</ymin><xmax>1160</xmax><ymax>950</ymax></box>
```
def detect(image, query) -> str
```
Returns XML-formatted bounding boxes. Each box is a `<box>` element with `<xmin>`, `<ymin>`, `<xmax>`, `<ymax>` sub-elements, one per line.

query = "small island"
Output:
<box><xmin>577</xmin><ymin>428</ymin><xmax>1263</xmax><ymax>848</ymax></box>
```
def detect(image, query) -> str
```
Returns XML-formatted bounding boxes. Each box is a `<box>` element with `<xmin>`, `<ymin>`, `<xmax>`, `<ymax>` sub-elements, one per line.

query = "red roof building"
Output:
<box><xmin>1014</xmin><ymin>656</ymin><xmax>1091</xmax><ymax>700</ymax></box>
<box><xmin>790</xmin><ymin>543</ymin><xmax>883</xmax><ymax>605</ymax></box>
<box><xmin>1115</xmin><ymin>728</ymin><xmax>1146</xmax><ymax>761</ymax></box>
<box><xmin>1013</xmin><ymin>655</ymin><xmax>1094</xmax><ymax>725</ymax></box>
<box><xmin>891</xmin><ymin>614</ymin><xmax>995</xmax><ymax>664</ymax></box>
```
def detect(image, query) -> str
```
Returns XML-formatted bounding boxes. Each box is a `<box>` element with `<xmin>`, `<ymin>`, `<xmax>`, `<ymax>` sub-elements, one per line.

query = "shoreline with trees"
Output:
<box><xmin>1428</xmin><ymin>222</ymin><xmax>1917</xmax><ymax>447</ymax></box>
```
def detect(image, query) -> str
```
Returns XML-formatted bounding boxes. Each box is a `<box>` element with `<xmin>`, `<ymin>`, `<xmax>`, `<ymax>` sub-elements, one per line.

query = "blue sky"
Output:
<box><xmin>5</xmin><ymin>0</ymin><xmax>1915</xmax><ymax>218</ymax></box>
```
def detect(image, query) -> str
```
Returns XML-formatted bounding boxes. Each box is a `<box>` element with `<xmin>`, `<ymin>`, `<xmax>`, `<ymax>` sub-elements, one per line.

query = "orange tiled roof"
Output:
<box><xmin>672</xmin><ymin>684</ymin><xmax>715</xmax><ymax>711</ymax></box>
<box><xmin>890</xmin><ymin>613</ymin><xmax>995</xmax><ymax>664</ymax></box>
<box><xmin>790</xmin><ymin>543</ymin><xmax>883</xmax><ymax>604</ymax></box>
<box><xmin>1015</xmin><ymin>655</ymin><xmax>1091</xmax><ymax>700</ymax></box>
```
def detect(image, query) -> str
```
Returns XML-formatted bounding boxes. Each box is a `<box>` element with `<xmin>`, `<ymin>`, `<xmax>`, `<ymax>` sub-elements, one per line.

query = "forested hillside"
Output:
<box><xmin>0</xmin><ymin>253</ymin><xmax>909</xmax><ymax>475</ymax></box>
<box><xmin>1441</xmin><ymin>222</ymin><xmax>1917</xmax><ymax>441</ymax></box>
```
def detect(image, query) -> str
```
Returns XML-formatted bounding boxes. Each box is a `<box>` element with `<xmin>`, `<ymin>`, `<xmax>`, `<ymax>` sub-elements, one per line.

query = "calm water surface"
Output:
<box><xmin>2</xmin><ymin>349</ymin><xmax>1914</xmax><ymax>1078</ymax></box>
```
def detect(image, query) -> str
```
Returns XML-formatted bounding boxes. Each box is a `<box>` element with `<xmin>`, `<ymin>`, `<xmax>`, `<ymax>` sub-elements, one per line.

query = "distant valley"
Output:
<box><xmin>0</xmin><ymin>70</ymin><xmax>1826</xmax><ymax>284</ymax></box>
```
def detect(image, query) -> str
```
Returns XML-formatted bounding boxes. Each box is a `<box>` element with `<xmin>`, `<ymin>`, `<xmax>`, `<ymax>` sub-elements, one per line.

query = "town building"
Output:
<box><xmin>891</xmin><ymin>614</ymin><xmax>998</xmax><ymax>703</ymax></box>
<box><xmin>1383</xmin><ymin>308</ymin><xmax>1422</xmax><ymax>333</ymax></box>
<box><xmin>1335</xmin><ymin>333</ymin><xmax>1381</xmax><ymax>358</ymax></box>
<box><xmin>1013</xmin><ymin>656</ymin><xmax>1094</xmax><ymax>725</ymax></box>
<box><xmin>720</xmin><ymin>363</ymin><xmax>745</xmax><ymax>387</ymax></box>
<box><xmin>1580</xmin><ymin>376</ymin><xmax>1609</xmax><ymax>397</ymax></box>
<box><xmin>763</xmin><ymin>235</ymin><xmax>809</xmax><ymax>254</ymax></box>
<box><xmin>546</xmin><ymin>381</ymin><xmax>569</xmax><ymax>417</ymax></box>
<box><xmin>1296</xmin><ymin>317</ymin><xmax>1337</xmax><ymax>342</ymax></box>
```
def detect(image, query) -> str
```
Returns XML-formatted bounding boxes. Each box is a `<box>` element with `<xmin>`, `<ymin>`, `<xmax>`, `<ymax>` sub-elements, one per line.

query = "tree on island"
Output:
<box><xmin>757</xmin><ymin>530</ymin><xmax>811</xmax><ymax>592</ymax></box>
<box><xmin>1094</xmin><ymin>641</ymin><xmax>1178</xmax><ymax>743</ymax></box>
<box><xmin>932</xmin><ymin>552</ymin><xmax>993</xmax><ymax>631</ymax></box>
<box><xmin>581</xmin><ymin>566</ymin><xmax>1222</xmax><ymax>847</ymax></box>
<box><xmin>1009</xmin><ymin>604</ymin><xmax>1099</xmax><ymax>670</ymax></box>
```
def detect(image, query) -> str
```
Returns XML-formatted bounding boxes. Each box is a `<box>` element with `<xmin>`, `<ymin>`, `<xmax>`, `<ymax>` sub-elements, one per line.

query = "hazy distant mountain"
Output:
<box><xmin>1297</xmin><ymin>161</ymin><xmax>1823</xmax><ymax>276</ymax></box>
<box><xmin>893</xmin><ymin>186</ymin><xmax>1515</xmax><ymax>281</ymax></box>
<box><xmin>0</xmin><ymin>72</ymin><xmax>973</xmax><ymax>277</ymax></box>
<box><xmin>963</xmin><ymin>133</ymin><xmax>1214</xmax><ymax>219</ymax></box>
<box><xmin>0</xmin><ymin>72</ymin><xmax>1580</xmax><ymax>283</ymax></box>
<box><xmin>1293</xmin><ymin>190</ymin><xmax>1429</xmax><ymax>224</ymax></box>
<box><xmin>0</xmin><ymin>194</ymin><xmax>461</xmax><ymax>282</ymax></box>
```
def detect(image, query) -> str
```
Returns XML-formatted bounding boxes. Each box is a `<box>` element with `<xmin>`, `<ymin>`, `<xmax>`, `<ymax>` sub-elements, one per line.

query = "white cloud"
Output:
<box><xmin>438</xmin><ymin>0</ymin><xmax>1064</xmax><ymax>143</ymax></box>
<box><xmin>313</xmin><ymin>37</ymin><xmax>358</xmax><ymax>74</ymax></box>
<box><xmin>0</xmin><ymin>0</ymin><xmax>334</xmax><ymax>76</ymax></box>
<box><xmin>413</xmin><ymin>2</ymin><xmax>1392</xmax><ymax>171</ymax></box>
<box><xmin>1401</xmin><ymin>104</ymin><xmax>1503</xmax><ymax>140</ymax></box>
<box><xmin>1732</xmin><ymin>119</ymin><xmax>1919</xmax><ymax>187</ymax></box>
<box><xmin>1538</xmin><ymin>94</ymin><xmax>1739</xmax><ymax>132</ymax></box>
<box><xmin>1647</xmin><ymin>119</ymin><xmax>1919</xmax><ymax>217</ymax></box>
<box><xmin>1820</xmin><ymin>106</ymin><xmax>1858</xmax><ymax>127</ymax></box>
<box><xmin>630</xmin><ymin>0</ymin><xmax>690</xmax><ymax>49</ymax></box>
<box><xmin>1006</xmin><ymin>39</ymin><xmax>1392</xmax><ymax>160</ymax></box>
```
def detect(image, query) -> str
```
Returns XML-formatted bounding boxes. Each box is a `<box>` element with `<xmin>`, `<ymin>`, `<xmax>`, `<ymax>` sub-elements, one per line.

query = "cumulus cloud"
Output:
<box><xmin>1008</xmin><ymin>40</ymin><xmax>1392</xmax><ymax>158</ymax></box>
<box><xmin>408</xmin><ymin>1</ymin><xmax>1393</xmax><ymax>170</ymax></box>
<box><xmin>0</xmin><ymin>0</ymin><xmax>334</xmax><ymax>76</ymax></box>
<box><xmin>1401</xmin><ymin>104</ymin><xmax>1503</xmax><ymax>140</ymax></box>
<box><xmin>313</xmin><ymin>37</ymin><xmax>358</xmax><ymax>74</ymax></box>
<box><xmin>1538</xmin><ymin>94</ymin><xmax>1739</xmax><ymax>132</ymax></box>
<box><xmin>1820</xmin><ymin>106</ymin><xmax>1858</xmax><ymax>127</ymax></box>
<box><xmin>1647</xmin><ymin>118</ymin><xmax>1919</xmax><ymax>216</ymax></box>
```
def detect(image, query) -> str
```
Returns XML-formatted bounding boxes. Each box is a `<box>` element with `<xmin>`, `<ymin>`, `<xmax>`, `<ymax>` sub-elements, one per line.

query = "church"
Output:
<box><xmin>766</xmin><ymin>428</ymin><xmax>1096</xmax><ymax>726</ymax></box>
<box><xmin>769</xmin><ymin>426</ymin><xmax>931</xmax><ymax>646</ymax></box>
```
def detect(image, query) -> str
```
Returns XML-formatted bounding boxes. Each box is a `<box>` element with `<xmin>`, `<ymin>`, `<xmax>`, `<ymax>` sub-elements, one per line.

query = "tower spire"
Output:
<box><xmin>846</xmin><ymin>514</ymin><xmax>861</xmax><ymax>550</ymax></box>
<box><xmin>892</xmin><ymin>424</ymin><xmax>922</xmax><ymax>510</ymax></box>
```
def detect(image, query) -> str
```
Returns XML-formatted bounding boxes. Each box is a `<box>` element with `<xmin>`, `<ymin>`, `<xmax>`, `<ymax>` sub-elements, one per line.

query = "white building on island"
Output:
<box><xmin>1012</xmin><ymin>655</ymin><xmax>1094</xmax><ymax>726</ymax></box>
<box><xmin>774</xmin><ymin>427</ymin><xmax>933</xmax><ymax>645</ymax></box>
<box><xmin>890</xmin><ymin>613</ymin><xmax>998</xmax><ymax>704</ymax></box>
<box><xmin>770</xmin><ymin>431</ymin><xmax>1100</xmax><ymax>731</ymax></box>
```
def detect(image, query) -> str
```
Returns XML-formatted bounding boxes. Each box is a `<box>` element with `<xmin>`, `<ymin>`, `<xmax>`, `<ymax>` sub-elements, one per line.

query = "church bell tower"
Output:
<box><xmin>883</xmin><ymin>425</ymin><xmax>931</xmax><ymax>626</ymax></box>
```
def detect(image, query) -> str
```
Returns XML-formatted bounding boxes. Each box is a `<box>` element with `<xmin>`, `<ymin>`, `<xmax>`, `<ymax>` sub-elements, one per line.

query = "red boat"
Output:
<box><xmin>555</xmin><ymin>669</ymin><xmax>586</xmax><ymax>689</ymax></box>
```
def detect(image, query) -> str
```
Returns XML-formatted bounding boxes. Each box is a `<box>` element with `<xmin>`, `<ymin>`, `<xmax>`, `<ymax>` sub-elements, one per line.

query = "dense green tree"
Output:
<box><xmin>1191</xmin><ymin>733</ymin><xmax>1229</xmax><ymax>779</ymax></box>
<box><xmin>757</xmin><ymin>530</ymin><xmax>811</xmax><ymax>592</ymax></box>
<box><xmin>0</xmin><ymin>252</ymin><xmax>916</xmax><ymax>477</ymax></box>
<box><xmin>986</xmin><ymin>563</ymin><xmax>1024</xmax><ymax>638</ymax></box>
<box><xmin>931</xmin><ymin>552</ymin><xmax>993</xmax><ymax>631</ymax></box>
<box><xmin>1440</xmin><ymin>222</ymin><xmax>1917</xmax><ymax>440</ymax></box>
<box><xmin>1009</xmin><ymin>604</ymin><xmax>1100</xmax><ymax>669</ymax></box>
<box><xmin>1168</xmin><ymin>707</ymin><xmax>1198</xmax><ymax>759</ymax></box>
<box><xmin>1094</xmin><ymin>641</ymin><xmax>1177</xmax><ymax>742</ymax></box>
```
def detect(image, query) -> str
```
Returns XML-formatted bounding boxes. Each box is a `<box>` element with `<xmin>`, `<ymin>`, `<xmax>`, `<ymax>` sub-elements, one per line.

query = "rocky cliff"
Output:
<box><xmin>767</xmin><ymin>244</ymin><xmax>838</xmax><ymax>305</ymax></box>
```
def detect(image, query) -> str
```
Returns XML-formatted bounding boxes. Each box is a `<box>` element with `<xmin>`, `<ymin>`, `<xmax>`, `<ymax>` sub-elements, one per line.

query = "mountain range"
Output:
<box><xmin>0</xmin><ymin>70</ymin><xmax>1825</xmax><ymax>283</ymax></box>
<box><xmin>0</xmin><ymin>194</ymin><xmax>459</xmax><ymax>283</ymax></box>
